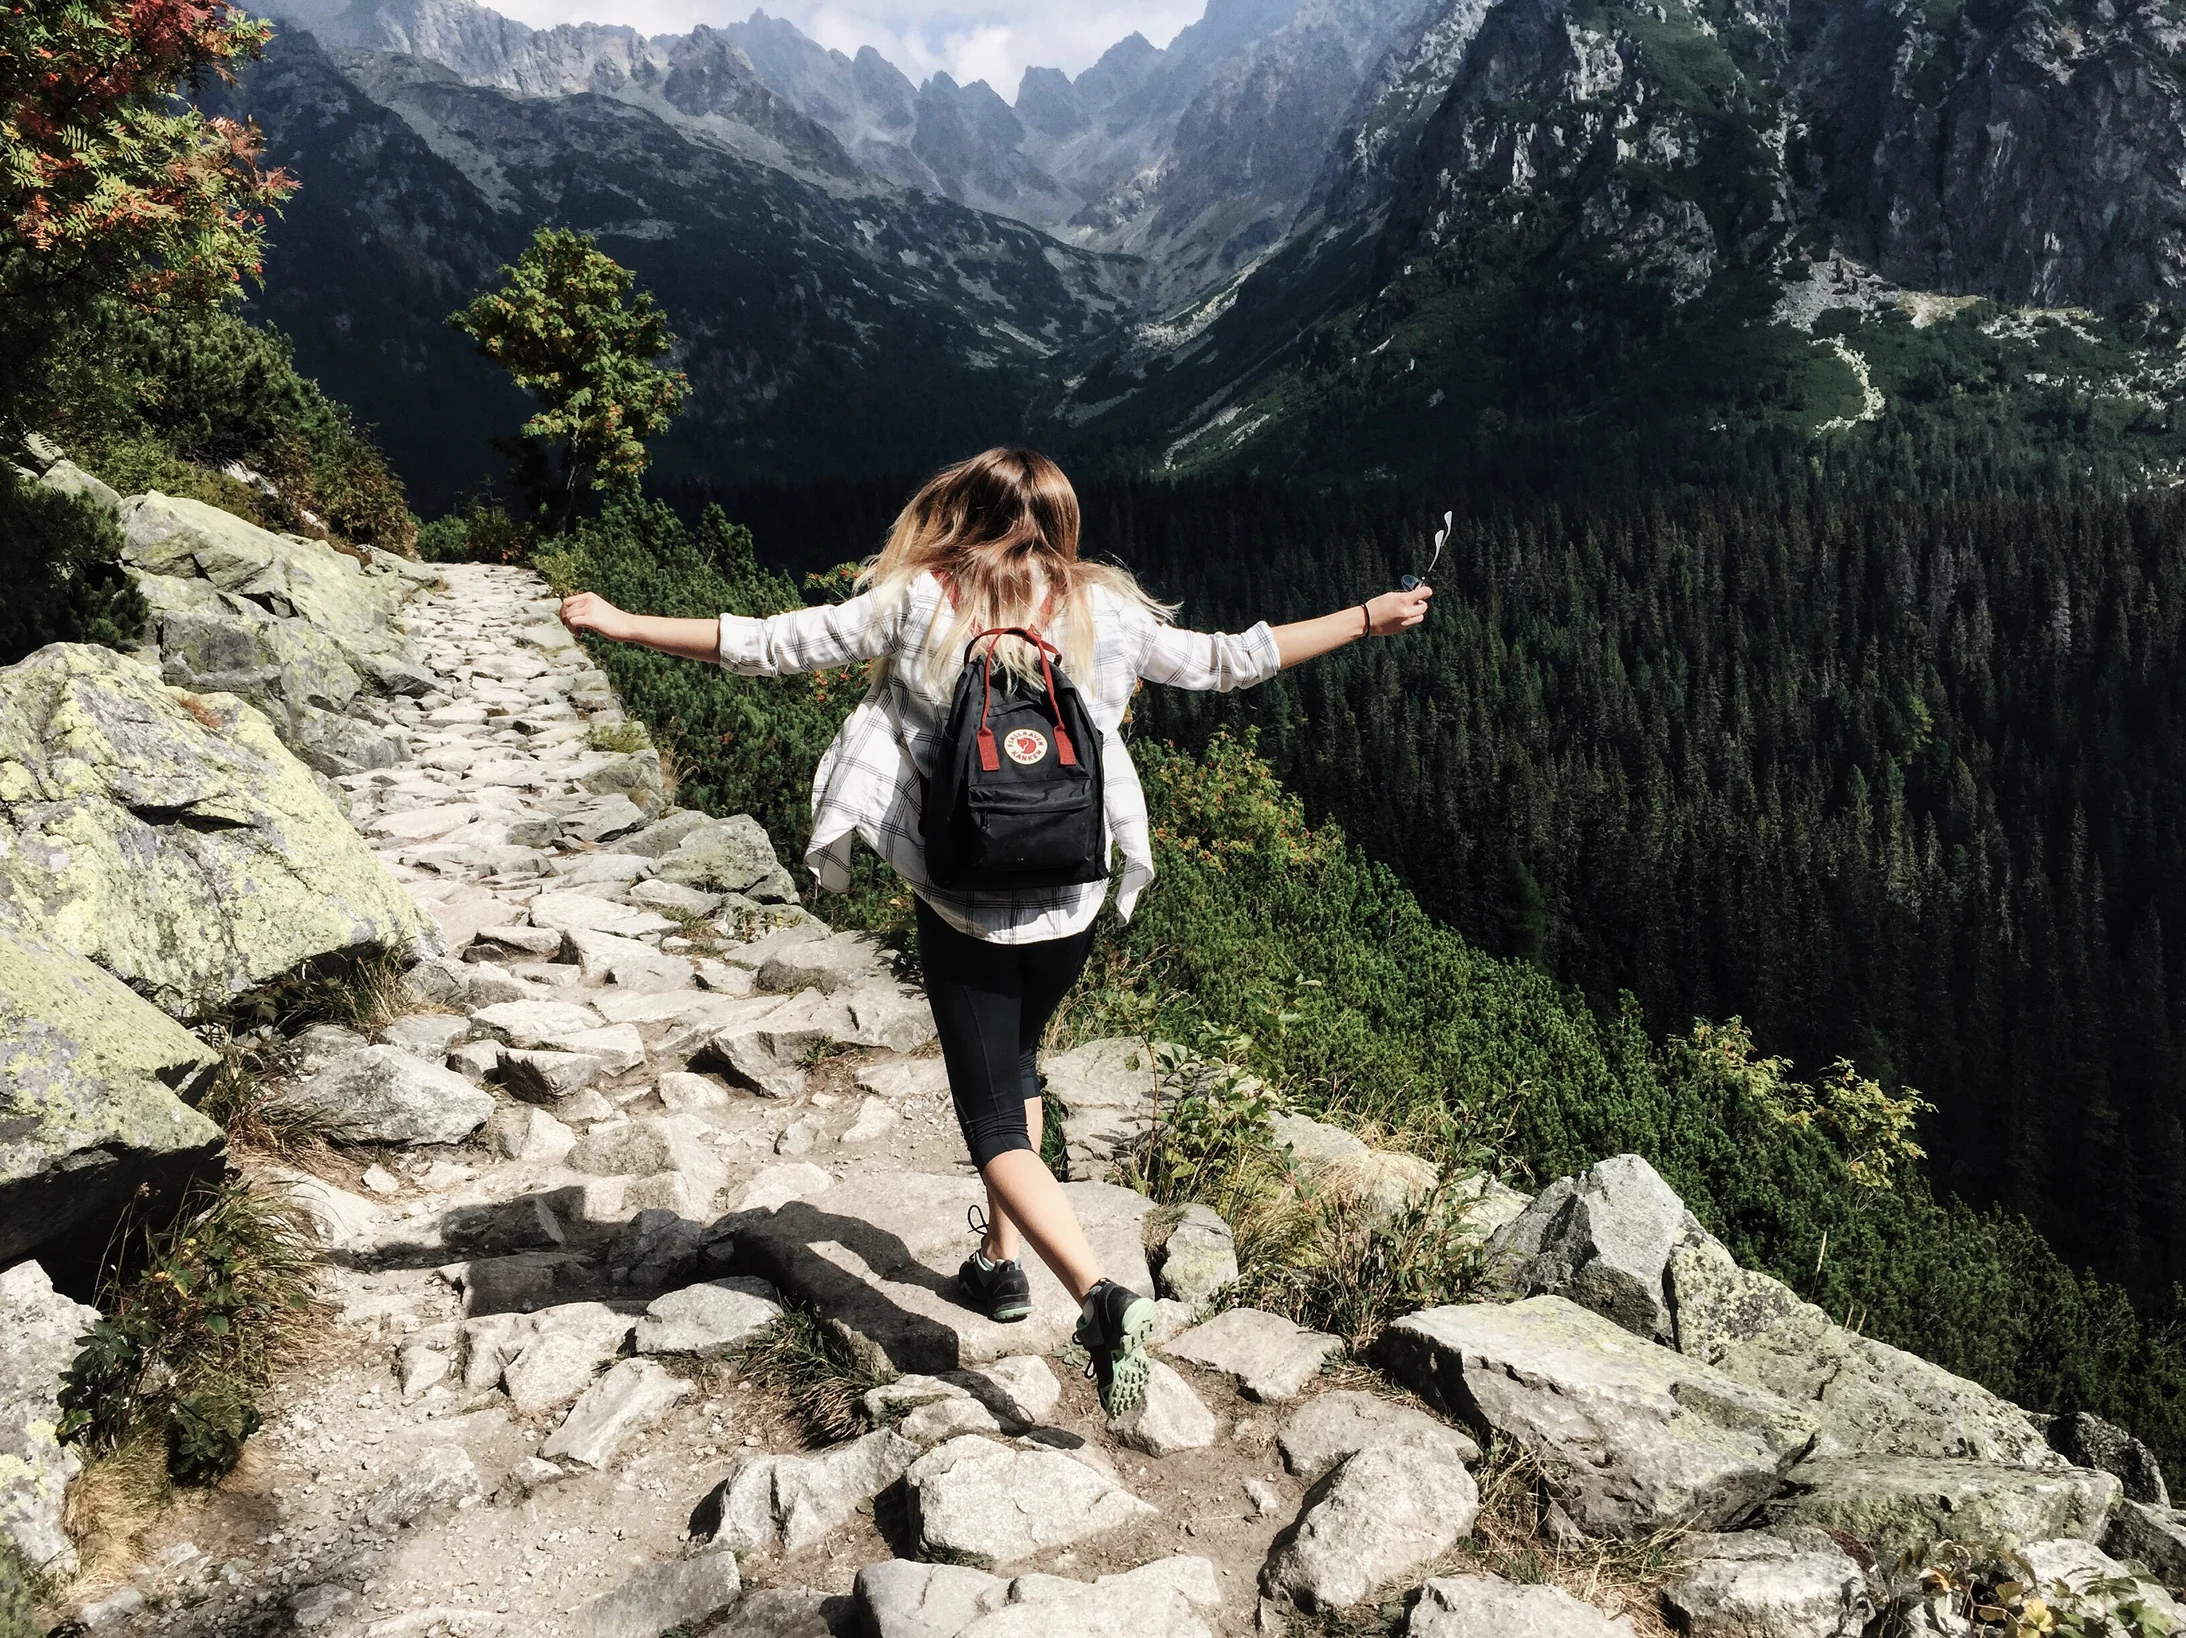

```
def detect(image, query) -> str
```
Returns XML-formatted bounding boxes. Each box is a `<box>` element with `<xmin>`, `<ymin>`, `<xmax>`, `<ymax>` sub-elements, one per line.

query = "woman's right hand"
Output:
<box><xmin>1364</xmin><ymin>585</ymin><xmax>1433</xmax><ymax>635</ymax></box>
<box><xmin>560</xmin><ymin>592</ymin><xmax>629</xmax><ymax>642</ymax></box>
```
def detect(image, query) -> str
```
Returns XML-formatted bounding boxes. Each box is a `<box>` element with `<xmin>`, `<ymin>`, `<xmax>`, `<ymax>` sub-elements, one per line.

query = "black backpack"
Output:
<box><xmin>923</xmin><ymin>627</ymin><xmax>1107</xmax><ymax>890</ymax></box>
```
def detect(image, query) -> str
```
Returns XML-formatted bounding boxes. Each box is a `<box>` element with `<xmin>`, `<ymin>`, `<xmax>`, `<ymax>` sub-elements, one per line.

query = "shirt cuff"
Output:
<box><xmin>717</xmin><ymin>613</ymin><xmax>763</xmax><ymax>673</ymax></box>
<box><xmin>1243</xmin><ymin>620</ymin><xmax>1282</xmax><ymax>683</ymax></box>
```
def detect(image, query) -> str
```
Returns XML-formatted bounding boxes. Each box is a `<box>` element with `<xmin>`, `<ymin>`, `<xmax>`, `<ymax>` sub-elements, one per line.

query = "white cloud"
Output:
<box><xmin>482</xmin><ymin>0</ymin><xmax>1203</xmax><ymax>93</ymax></box>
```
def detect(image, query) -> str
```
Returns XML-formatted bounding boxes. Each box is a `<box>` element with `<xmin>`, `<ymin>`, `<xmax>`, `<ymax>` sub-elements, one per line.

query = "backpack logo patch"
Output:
<box><xmin>1002</xmin><ymin>728</ymin><xmax>1048</xmax><ymax>766</ymax></box>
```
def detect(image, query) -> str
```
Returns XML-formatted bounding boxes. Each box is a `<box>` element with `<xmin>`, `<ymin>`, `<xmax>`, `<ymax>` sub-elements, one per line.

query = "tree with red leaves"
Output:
<box><xmin>1</xmin><ymin>0</ymin><xmax>293</xmax><ymax>330</ymax></box>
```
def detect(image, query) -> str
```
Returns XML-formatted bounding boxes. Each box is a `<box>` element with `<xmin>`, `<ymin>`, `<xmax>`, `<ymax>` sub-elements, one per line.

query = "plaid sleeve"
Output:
<box><xmin>718</xmin><ymin>588</ymin><xmax>901</xmax><ymax>676</ymax></box>
<box><xmin>1136</xmin><ymin>617</ymin><xmax>1283</xmax><ymax>692</ymax></box>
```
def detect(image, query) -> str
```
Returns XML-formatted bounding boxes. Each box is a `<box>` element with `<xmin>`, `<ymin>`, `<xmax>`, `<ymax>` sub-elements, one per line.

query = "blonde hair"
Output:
<box><xmin>860</xmin><ymin>447</ymin><xmax>1174</xmax><ymax>690</ymax></box>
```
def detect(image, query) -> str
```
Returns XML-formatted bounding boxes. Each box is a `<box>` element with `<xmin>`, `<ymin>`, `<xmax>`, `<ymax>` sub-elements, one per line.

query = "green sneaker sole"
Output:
<box><xmin>1086</xmin><ymin>1295</ymin><xmax>1159</xmax><ymax>1418</ymax></box>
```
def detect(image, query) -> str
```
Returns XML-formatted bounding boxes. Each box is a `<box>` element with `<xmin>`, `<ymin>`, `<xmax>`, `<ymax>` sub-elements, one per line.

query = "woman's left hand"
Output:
<box><xmin>1364</xmin><ymin>585</ymin><xmax>1433</xmax><ymax>636</ymax></box>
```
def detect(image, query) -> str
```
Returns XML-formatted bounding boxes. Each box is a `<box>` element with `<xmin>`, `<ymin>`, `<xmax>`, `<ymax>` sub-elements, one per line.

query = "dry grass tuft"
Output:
<box><xmin>585</xmin><ymin>720</ymin><xmax>653</xmax><ymax>755</ymax></box>
<box><xmin>60</xmin><ymin>1432</ymin><xmax>176</xmax><ymax>1582</ymax></box>
<box><xmin>734</xmin><ymin>1306</ymin><xmax>892</xmax><ymax>1447</ymax></box>
<box><xmin>174</xmin><ymin>693</ymin><xmax>226</xmax><ymax>733</ymax></box>
<box><xmin>214</xmin><ymin>947</ymin><xmax>425</xmax><ymax>1039</ymax></box>
<box><xmin>194</xmin><ymin>1028</ymin><xmax>337</xmax><ymax>1166</ymax></box>
<box><xmin>57</xmin><ymin>1175</ymin><xmax>324</xmax><ymax>1564</ymax></box>
<box><xmin>1461</xmin><ymin>1440</ymin><xmax>1684</xmax><ymax>1635</ymax></box>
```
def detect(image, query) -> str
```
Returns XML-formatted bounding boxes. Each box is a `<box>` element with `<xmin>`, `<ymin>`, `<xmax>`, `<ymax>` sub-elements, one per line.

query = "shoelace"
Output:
<box><xmin>965</xmin><ymin>1205</ymin><xmax>1021</xmax><ymax>1272</ymax></box>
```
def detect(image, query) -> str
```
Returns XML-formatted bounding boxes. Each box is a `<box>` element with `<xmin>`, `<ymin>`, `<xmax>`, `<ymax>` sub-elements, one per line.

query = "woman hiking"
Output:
<box><xmin>558</xmin><ymin>448</ymin><xmax>1431</xmax><ymax>1415</ymax></box>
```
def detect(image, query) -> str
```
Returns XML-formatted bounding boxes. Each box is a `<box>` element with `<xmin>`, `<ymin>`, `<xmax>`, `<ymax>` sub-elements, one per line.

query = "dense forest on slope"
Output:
<box><xmin>540</xmin><ymin>489</ymin><xmax>2186</xmax><ymax>1471</ymax></box>
<box><xmin>659</xmin><ymin>425</ymin><xmax>2186</xmax><ymax>1313</ymax></box>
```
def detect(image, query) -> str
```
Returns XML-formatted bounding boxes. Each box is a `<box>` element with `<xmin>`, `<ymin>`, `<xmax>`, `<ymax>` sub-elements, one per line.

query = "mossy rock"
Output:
<box><xmin>0</xmin><ymin>643</ymin><xmax>437</xmax><ymax>1017</ymax></box>
<box><xmin>0</xmin><ymin>920</ymin><xmax>224</xmax><ymax>1266</ymax></box>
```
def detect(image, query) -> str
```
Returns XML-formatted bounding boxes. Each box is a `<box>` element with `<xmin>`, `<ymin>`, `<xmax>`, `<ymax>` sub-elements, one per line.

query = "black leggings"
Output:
<box><xmin>914</xmin><ymin>897</ymin><xmax>1097</xmax><ymax>1168</ymax></box>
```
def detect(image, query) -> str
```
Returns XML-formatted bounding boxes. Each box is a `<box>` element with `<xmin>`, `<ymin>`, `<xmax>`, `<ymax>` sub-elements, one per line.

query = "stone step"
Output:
<box><xmin>732</xmin><ymin>1170</ymin><xmax>1155</xmax><ymax>1374</ymax></box>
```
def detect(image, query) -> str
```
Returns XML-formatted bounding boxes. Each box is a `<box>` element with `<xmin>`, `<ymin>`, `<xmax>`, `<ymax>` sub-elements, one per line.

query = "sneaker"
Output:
<box><xmin>958</xmin><ymin>1208</ymin><xmax>1033</xmax><ymax>1323</ymax></box>
<box><xmin>1074</xmin><ymin>1278</ymin><xmax>1158</xmax><ymax>1417</ymax></box>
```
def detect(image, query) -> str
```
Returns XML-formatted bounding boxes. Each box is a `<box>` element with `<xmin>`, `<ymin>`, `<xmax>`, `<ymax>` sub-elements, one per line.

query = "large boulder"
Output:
<box><xmin>1659</xmin><ymin>1530</ymin><xmax>1875</xmax><ymax>1638</ymax></box>
<box><xmin>2107</xmin><ymin>1499</ymin><xmax>2186</xmax><ymax>1585</ymax></box>
<box><xmin>0</xmin><ymin>1262</ymin><xmax>102</xmax><ymax>1577</ymax></box>
<box><xmin>1406</xmin><ymin>1575</ymin><xmax>1637</xmax><ymax>1637</ymax></box>
<box><xmin>38</xmin><ymin>459</ymin><xmax>121</xmax><ymax>515</ymax></box>
<box><xmin>117</xmin><ymin>493</ymin><xmax>428</xmax><ymax>690</ymax></box>
<box><xmin>1163</xmin><ymin>1308</ymin><xmax>1343</xmax><ymax>1402</ymax></box>
<box><xmin>1384</xmin><ymin>1296</ymin><xmax>1819</xmax><ymax>1536</ymax></box>
<box><xmin>2045</xmin><ymin>1411</ymin><xmax>2170</xmax><ymax>1506</ymax></box>
<box><xmin>272</xmin><ymin>1045</ymin><xmax>493</xmax><ymax>1145</ymax></box>
<box><xmin>701</xmin><ymin>1429</ymin><xmax>917</xmax><ymax>1552</ymax></box>
<box><xmin>1151</xmin><ymin>1204</ymin><xmax>1238</xmax><ymax>1306</ymax></box>
<box><xmin>1106</xmin><ymin>1360</ymin><xmax>1219</xmax><ymax>1456</ymax></box>
<box><xmin>1269</xmin><ymin>1110</ymin><xmax>1441</xmax><ymax>1224</ymax></box>
<box><xmin>1262</xmin><ymin>1441</ymin><xmax>1480</xmax><ymax>1611</ymax></box>
<box><xmin>649</xmin><ymin>814</ymin><xmax>787</xmax><ymax>897</ymax></box>
<box><xmin>1762</xmin><ymin>1455</ymin><xmax>2120</xmax><ymax>1562</ymax></box>
<box><xmin>1484</xmin><ymin>1153</ymin><xmax>1686</xmax><ymax>1337</ymax></box>
<box><xmin>0</xmin><ymin>920</ymin><xmax>225</xmax><ymax>1266</ymax></box>
<box><xmin>0</xmin><ymin>644</ymin><xmax>437</xmax><ymax>1017</ymax></box>
<box><xmin>1276</xmin><ymin>1390</ymin><xmax>1481</xmax><ymax>1483</ymax></box>
<box><xmin>131</xmin><ymin>572</ymin><xmax>409</xmax><ymax>778</ymax></box>
<box><xmin>2017</xmin><ymin>1539</ymin><xmax>2186</xmax><ymax>1633</ymax></box>
<box><xmin>865</xmin><ymin>1358</ymin><xmax>1063</xmax><ymax>1447</ymax></box>
<box><xmin>574</xmin><ymin>1551</ymin><xmax>740</xmax><ymax>1638</ymax></box>
<box><xmin>1489</xmin><ymin>1153</ymin><xmax>2058</xmax><ymax>1469</ymax></box>
<box><xmin>1040</xmin><ymin>1038</ymin><xmax>1162</xmax><ymax>1173</ymax></box>
<box><xmin>853</xmin><ymin>1555</ymin><xmax>1221</xmax><ymax>1638</ymax></box>
<box><xmin>1668</xmin><ymin>1221</ymin><xmax>2058</xmax><ymax>1467</ymax></box>
<box><xmin>906</xmin><ymin>1435</ymin><xmax>1157</xmax><ymax>1567</ymax></box>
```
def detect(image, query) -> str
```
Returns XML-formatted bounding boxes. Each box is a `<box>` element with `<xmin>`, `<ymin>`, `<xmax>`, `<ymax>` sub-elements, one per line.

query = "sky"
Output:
<box><xmin>483</xmin><ymin>0</ymin><xmax>1204</xmax><ymax>95</ymax></box>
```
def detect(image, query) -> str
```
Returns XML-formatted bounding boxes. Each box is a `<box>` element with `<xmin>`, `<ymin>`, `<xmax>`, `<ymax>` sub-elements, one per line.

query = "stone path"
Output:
<box><xmin>57</xmin><ymin>563</ymin><xmax>1483</xmax><ymax>1638</ymax></box>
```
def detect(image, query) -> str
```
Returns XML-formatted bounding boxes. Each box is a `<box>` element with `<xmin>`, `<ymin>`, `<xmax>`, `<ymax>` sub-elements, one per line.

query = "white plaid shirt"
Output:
<box><xmin>718</xmin><ymin>571</ymin><xmax>1282</xmax><ymax>943</ymax></box>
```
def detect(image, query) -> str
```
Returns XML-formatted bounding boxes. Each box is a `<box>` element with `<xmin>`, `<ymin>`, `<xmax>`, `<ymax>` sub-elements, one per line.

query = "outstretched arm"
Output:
<box><xmin>1270</xmin><ymin>585</ymin><xmax>1432</xmax><ymax>669</ymax></box>
<box><xmin>559</xmin><ymin>594</ymin><xmax>719</xmax><ymax>661</ymax></box>
<box><xmin>559</xmin><ymin>588</ymin><xmax>902</xmax><ymax>674</ymax></box>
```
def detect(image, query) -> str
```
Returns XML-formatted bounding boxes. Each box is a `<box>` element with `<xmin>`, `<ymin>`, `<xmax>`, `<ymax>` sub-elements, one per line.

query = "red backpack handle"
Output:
<box><xmin>967</xmin><ymin>626</ymin><xmax>1078</xmax><ymax>772</ymax></box>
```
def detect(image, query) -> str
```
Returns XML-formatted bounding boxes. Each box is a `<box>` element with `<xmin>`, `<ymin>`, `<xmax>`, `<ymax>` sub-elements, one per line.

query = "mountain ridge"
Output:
<box><xmin>223</xmin><ymin>28</ymin><xmax>1147</xmax><ymax>510</ymax></box>
<box><xmin>232</xmin><ymin>0</ymin><xmax>2186</xmax><ymax>497</ymax></box>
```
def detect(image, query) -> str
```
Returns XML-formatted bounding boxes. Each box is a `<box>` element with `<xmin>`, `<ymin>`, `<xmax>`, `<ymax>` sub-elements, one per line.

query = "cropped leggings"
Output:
<box><xmin>914</xmin><ymin>897</ymin><xmax>1097</xmax><ymax>1168</ymax></box>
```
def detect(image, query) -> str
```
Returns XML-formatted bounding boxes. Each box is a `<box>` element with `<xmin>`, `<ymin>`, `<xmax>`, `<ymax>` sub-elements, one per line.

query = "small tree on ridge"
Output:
<box><xmin>449</xmin><ymin>227</ymin><xmax>690</xmax><ymax>536</ymax></box>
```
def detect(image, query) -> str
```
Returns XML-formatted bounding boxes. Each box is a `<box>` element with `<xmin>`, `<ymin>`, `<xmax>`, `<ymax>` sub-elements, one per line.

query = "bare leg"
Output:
<box><xmin>982</xmin><ymin>1097</ymin><xmax>1042</xmax><ymax>1264</ymax></box>
<box><xmin>979</xmin><ymin>1144</ymin><xmax>1102</xmax><ymax>1303</ymax></box>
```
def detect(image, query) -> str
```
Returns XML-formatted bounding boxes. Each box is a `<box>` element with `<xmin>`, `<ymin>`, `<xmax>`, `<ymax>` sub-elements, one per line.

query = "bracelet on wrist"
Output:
<box><xmin>1360</xmin><ymin>603</ymin><xmax>1372</xmax><ymax>638</ymax></box>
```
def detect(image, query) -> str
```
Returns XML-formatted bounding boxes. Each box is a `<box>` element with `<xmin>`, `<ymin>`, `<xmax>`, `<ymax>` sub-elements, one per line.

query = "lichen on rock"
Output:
<box><xmin>0</xmin><ymin>642</ymin><xmax>438</xmax><ymax>1017</ymax></box>
<box><xmin>0</xmin><ymin>918</ymin><xmax>225</xmax><ymax>1266</ymax></box>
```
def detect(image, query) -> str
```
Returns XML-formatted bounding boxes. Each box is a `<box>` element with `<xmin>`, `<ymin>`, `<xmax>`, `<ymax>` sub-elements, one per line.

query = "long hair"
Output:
<box><xmin>860</xmin><ymin>447</ymin><xmax>1173</xmax><ymax>688</ymax></box>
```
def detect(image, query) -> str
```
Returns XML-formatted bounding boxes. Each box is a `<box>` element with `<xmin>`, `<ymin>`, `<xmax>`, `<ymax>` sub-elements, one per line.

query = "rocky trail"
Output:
<box><xmin>18</xmin><ymin>562</ymin><xmax>1496</xmax><ymax>1638</ymax></box>
<box><xmin>13</xmin><ymin>524</ymin><xmax>2186</xmax><ymax>1638</ymax></box>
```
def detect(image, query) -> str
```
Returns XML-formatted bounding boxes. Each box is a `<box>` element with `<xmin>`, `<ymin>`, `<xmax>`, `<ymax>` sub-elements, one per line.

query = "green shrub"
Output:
<box><xmin>414</xmin><ymin>514</ymin><xmax>467</xmax><ymax>562</ymax></box>
<box><xmin>59</xmin><ymin>1181</ymin><xmax>317</xmax><ymax>1487</ymax></box>
<box><xmin>0</xmin><ymin>1538</ymin><xmax>42</xmax><ymax>1638</ymax></box>
<box><xmin>26</xmin><ymin>302</ymin><xmax>413</xmax><ymax>551</ymax></box>
<box><xmin>416</xmin><ymin>496</ymin><xmax>529</xmax><ymax>564</ymax></box>
<box><xmin>0</xmin><ymin>462</ymin><xmax>147</xmax><ymax>665</ymax></box>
